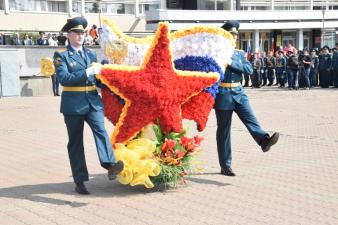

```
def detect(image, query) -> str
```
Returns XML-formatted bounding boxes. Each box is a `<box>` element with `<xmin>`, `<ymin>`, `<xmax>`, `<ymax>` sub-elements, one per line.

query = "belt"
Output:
<box><xmin>63</xmin><ymin>85</ymin><xmax>97</xmax><ymax>92</ymax></box>
<box><xmin>219</xmin><ymin>82</ymin><xmax>241</xmax><ymax>88</ymax></box>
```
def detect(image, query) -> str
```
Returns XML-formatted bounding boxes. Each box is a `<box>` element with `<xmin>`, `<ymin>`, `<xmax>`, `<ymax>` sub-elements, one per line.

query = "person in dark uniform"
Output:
<box><xmin>332</xmin><ymin>43</ymin><xmax>338</xmax><ymax>88</ymax></box>
<box><xmin>286</xmin><ymin>50</ymin><xmax>299</xmax><ymax>90</ymax></box>
<box><xmin>260</xmin><ymin>51</ymin><xmax>268</xmax><ymax>86</ymax></box>
<box><xmin>51</xmin><ymin>73</ymin><xmax>60</xmax><ymax>96</ymax></box>
<box><xmin>214</xmin><ymin>20</ymin><xmax>279</xmax><ymax>176</ymax></box>
<box><xmin>275</xmin><ymin>50</ymin><xmax>287</xmax><ymax>88</ymax></box>
<box><xmin>302</xmin><ymin>49</ymin><xmax>312</xmax><ymax>89</ymax></box>
<box><xmin>274</xmin><ymin>51</ymin><xmax>280</xmax><ymax>86</ymax></box>
<box><xmin>298</xmin><ymin>50</ymin><xmax>305</xmax><ymax>88</ymax></box>
<box><xmin>243</xmin><ymin>54</ymin><xmax>252</xmax><ymax>87</ymax></box>
<box><xmin>318</xmin><ymin>46</ymin><xmax>332</xmax><ymax>88</ymax></box>
<box><xmin>309</xmin><ymin>49</ymin><xmax>319</xmax><ymax>88</ymax></box>
<box><xmin>53</xmin><ymin>17</ymin><xmax>124</xmax><ymax>195</ymax></box>
<box><xmin>266</xmin><ymin>51</ymin><xmax>276</xmax><ymax>86</ymax></box>
<box><xmin>251</xmin><ymin>52</ymin><xmax>262</xmax><ymax>88</ymax></box>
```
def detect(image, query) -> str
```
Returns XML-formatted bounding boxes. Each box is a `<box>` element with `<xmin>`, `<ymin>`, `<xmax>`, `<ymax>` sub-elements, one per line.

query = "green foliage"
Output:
<box><xmin>150</xmin><ymin>164</ymin><xmax>183</xmax><ymax>188</ymax></box>
<box><xmin>147</xmin><ymin>123</ymin><xmax>202</xmax><ymax>189</ymax></box>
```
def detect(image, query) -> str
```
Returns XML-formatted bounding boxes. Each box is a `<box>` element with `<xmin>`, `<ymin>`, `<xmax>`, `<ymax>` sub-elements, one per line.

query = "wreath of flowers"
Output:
<box><xmin>97</xmin><ymin>21</ymin><xmax>234</xmax><ymax>189</ymax></box>
<box><xmin>100</xmin><ymin>20</ymin><xmax>234</xmax><ymax>132</ymax></box>
<box><xmin>97</xmin><ymin>22</ymin><xmax>219</xmax><ymax>145</ymax></box>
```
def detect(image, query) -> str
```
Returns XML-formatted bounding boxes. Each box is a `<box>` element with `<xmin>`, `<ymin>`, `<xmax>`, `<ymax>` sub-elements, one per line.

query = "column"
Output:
<box><xmin>253</xmin><ymin>30</ymin><xmax>260</xmax><ymax>52</ymax></box>
<box><xmin>297</xmin><ymin>29</ymin><xmax>304</xmax><ymax>50</ymax></box>
<box><xmin>68</xmin><ymin>0</ymin><xmax>73</xmax><ymax>17</ymax></box>
<box><xmin>81</xmin><ymin>0</ymin><xmax>85</xmax><ymax>16</ymax></box>
<box><xmin>271</xmin><ymin>0</ymin><xmax>274</xmax><ymax>10</ymax></box>
<box><xmin>135</xmin><ymin>0</ymin><xmax>139</xmax><ymax>17</ymax></box>
<box><xmin>230</xmin><ymin>0</ymin><xmax>234</xmax><ymax>10</ymax></box>
<box><xmin>310</xmin><ymin>0</ymin><xmax>313</xmax><ymax>10</ymax></box>
<box><xmin>4</xmin><ymin>0</ymin><xmax>9</xmax><ymax>14</ymax></box>
<box><xmin>160</xmin><ymin>0</ymin><xmax>166</xmax><ymax>9</ymax></box>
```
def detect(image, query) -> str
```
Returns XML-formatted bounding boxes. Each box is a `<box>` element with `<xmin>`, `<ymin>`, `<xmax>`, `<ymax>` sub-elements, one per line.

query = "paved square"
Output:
<box><xmin>0</xmin><ymin>87</ymin><xmax>338</xmax><ymax>225</ymax></box>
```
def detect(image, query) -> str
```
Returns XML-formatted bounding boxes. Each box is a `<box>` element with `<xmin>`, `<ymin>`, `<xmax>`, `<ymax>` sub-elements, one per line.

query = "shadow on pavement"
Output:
<box><xmin>187</xmin><ymin>172</ymin><xmax>232</xmax><ymax>187</ymax></box>
<box><xmin>0</xmin><ymin>174</ymin><xmax>159</xmax><ymax>207</ymax></box>
<box><xmin>0</xmin><ymin>173</ymin><xmax>231</xmax><ymax>207</ymax></box>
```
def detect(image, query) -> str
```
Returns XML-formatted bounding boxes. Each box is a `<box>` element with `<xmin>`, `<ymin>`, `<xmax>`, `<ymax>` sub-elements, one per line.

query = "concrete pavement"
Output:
<box><xmin>0</xmin><ymin>87</ymin><xmax>338</xmax><ymax>225</ymax></box>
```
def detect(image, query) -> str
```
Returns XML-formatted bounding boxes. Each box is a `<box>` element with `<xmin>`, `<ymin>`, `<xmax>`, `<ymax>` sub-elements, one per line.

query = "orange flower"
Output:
<box><xmin>161</xmin><ymin>139</ymin><xmax>176</xmax><ymax>152</ymax></box>
<box><xmin>176</xmin><ymin>150</ymin><xmax>185</xmax><ymax>159</ymax></box>
<box><xmin>180</xmin><ymin>136</ymin><xmax>192</xmax><ymax>147</ymax></box>
<box><xmin>193</xmin><ymin>136</ymin><xmax>203</xmax><ymax>145</ymax></box>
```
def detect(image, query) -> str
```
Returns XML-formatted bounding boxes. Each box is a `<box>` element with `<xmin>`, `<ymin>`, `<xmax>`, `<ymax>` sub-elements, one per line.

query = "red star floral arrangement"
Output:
<box><xmin>96</xmin><ymin>22</ymin><xmax>232</xmax><ymax>188</ymax></box>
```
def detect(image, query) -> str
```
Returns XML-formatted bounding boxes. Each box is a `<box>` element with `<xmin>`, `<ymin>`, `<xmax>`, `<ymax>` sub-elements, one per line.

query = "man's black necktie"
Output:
<box><xmin>78</xmin><ymin>50</ymin><xmax>86</xmax><ymax>62</ymax></box>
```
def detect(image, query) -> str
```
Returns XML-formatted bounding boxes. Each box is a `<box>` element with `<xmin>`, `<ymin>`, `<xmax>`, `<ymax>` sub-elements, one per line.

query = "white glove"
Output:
<box><xmin>86</xmin><ymin>64</ymin><xmax>102</xmax><ymax>77</ymax></box>
<box><xmin>227</xmin><ymin>58</ymin><xmax>233</xmax><ymax>67</ymax></box>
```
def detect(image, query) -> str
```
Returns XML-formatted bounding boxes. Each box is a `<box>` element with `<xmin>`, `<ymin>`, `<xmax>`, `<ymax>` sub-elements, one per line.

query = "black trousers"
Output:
<box><xmin>51</xmin><ymin>75</ymin><xmax>59</xmax><ymax>95</ymax></box>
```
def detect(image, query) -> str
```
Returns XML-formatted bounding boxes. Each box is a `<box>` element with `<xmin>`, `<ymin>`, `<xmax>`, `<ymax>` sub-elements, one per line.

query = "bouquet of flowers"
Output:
<box><xmin>151</xmin><ymin>124</ymin><xmax>203</xmax><ymax>188</ymax></box>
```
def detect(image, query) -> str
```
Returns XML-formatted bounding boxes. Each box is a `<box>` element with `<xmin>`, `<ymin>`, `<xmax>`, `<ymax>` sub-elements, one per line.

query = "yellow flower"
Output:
<box><xmin>117</xmin><ymin>164</ymin><xmax>133</xmax><ymax>184</ymax></box>
<box><xmin>114</xmin><ymin>138</ymin><xmax>161</xmax><ymax>188</ymax></box>
<box><xmin>40</xmin><ymin>57</ymin><xmax>55</xmax><ymax>76</ymax></box>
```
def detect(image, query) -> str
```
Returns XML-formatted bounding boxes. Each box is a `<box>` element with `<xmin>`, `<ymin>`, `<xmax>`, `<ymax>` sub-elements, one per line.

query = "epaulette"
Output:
<box><xmin>57</xmin><ymin>48</ymin><xmax>67</xmax><ymax>53</ymax></box>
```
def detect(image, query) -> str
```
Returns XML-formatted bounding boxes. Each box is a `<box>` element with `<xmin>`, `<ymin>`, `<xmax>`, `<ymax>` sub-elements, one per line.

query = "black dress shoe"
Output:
<box><xmin>75</xmin><ymin>182</ymin><xmax>90</xmax><ymax>195</ymax></box>
<box><xmin>108</xmin><ymin>160</ymin><xmax>124</xmax><ymax>180</ymax></box>
<box><xmin>221</xmin><ymin>167</ymin><xmax>236</xmax><ymax>176</ymax></box>
<box><xmin>261</xmin><ymin>132</ymin><xmax>279</xmax><ymax>152</ymax></box>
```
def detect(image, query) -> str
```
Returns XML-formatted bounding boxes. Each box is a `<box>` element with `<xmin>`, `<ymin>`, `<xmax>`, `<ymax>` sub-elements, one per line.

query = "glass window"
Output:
<box><xmin>197</xmin><ymin>0</ymin><xmax>215</xmax><ymax>10</ymax></box>
<box><xmin>85</xmin><ymin>1</ymin><xmax>100</xmax><ymax>13</ymax></box>
<box><xmin>124</xmin><ymin>4</ymin><xmax>134</xmax><ymax>14</ymax></box>
<box><xmin>48</xmin><ymin>1</ymin><xmax>67</xmax><ymax>12</ymax></box>
<box><xmin>9</xmin><ymin>0</ymin><xmax>67</xmax><ymax>12</ymax></box>
<box><xmin>139</xmin><ymin>3</ymin><xmax>159</xmax><ymax>14</ymax></box>
<box><xmin>72</xmin><ymin>0</ymin><xmax>81</xmax><ymax>13</ymax></box>
<box><xmin>145</xmin><ymin>3</ymin><xmax>159</xmax><ymax>12</ymax></box>
<box><xmin>101</xmin><ymin>3</ymin><xmax>134</xmax><ymax>14</ymax></box>
<box><xmin>216</xmin><ymin>0</ymin><xmax>231</xmax><ymax>10</ymax></box>
<box><xmin>0</xmin><ymin>0</ymin><xmax>4</xmax><ymax>10</ymax></box>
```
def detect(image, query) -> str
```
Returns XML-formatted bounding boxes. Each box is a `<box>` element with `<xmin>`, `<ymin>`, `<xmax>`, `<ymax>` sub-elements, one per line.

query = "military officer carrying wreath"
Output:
<box><xmin>214</xmin><ymin>20</ymin><xmax>279</xmax><ymax>176</ymax></box>
<box><xmin>54</xmin><ymin>17</ymin><xmax>124</xmax><ymax>195</ymax></box>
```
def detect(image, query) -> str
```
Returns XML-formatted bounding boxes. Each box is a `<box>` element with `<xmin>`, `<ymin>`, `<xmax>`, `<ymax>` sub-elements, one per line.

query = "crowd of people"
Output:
<box><xmin>245</xmin><ymin>43</ymin><xmax>338</xmax><ymax>89</ymax></box>
<box><xmin>0</xmin><ymin>24</ymin><xmax>100</xmax><ymax>47</ymax></box>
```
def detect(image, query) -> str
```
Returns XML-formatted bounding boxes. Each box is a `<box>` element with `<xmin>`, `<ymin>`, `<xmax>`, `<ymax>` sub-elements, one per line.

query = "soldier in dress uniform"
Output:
<box><xmin>251</xmin><ymin>52</ymin><xmax>262</xmax><ymax>88</ymax></box>
<box><xmin>266</xmin><ymin>51</ymin><xmax>276</xmax><ymax>86</ymax></box>
<box><xmin>260</xmin><ymin>51</ymin><xmax>268</xmax><ymax>86</ymax></box>
<box><xmin>332</xmin><ymin>43</ymin><xmax>338</xmax><ymax>88</ymax></box>
<box><xmin>286</xmin><ymin>50</ymin><xmax>299</xmax><ymax>90</ymax></box>
<box><xmin>274</xmin><ymin>51</ymin><xmax>280</xmax><ymax>86</ymax></box>
<box><xmin>53</xmin><ymin>17</ymin><xmax>124</xmax><ymax>195</ymax></box>
<box><xmin>275</xmin><ymin>50</ymin><xmax>287</xmax><ymax>88</ymax></box>
<box><xmin>318</xmin><ymin>46</ymin><xmax>332</xmax><ymax>88</ymax></box>
<box><xmin>309</xmin><ymin>49</ymin><xmax>319</xmax><ymax>88</ymax></box>
<box><xmin>214</xmin><ymin>20</ymin><xmax>279</xmax><ymax>176</ymax></box>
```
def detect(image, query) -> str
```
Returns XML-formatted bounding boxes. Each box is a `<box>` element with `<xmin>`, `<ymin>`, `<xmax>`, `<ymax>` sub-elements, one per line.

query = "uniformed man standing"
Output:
<box><xmin>266</xmin><ymin>51</ymin><xmax>276</xmax><ymax>86</ymax></box>
<box><xmin>251</xmin><ymin>52</ymin><xmax>262</xmax><ymax>88</ymax></box>
<box><xmin>215</xmin><ymin>20</ymin><xmax>279</xmax><ymax>176</ymax></box>
<box><xmin>275</xmin><ymin>50</ymin><xmax>287</xmax><ymax>88</ymax></box>
<box><xmin>318</xmin><ymin>46</ymin><xmax>332</xmax><ymax>88</ymax></box>
<box><xmin>286</xmin><ymin>50</ymin><xmax>299</xmax><ymax>90</ymax></box>
<box><xmin>332</xmin><ymin>43</ymin><xmax>338</xmax><ymax>88</ymax></box>
<box><xmin>54</xmin><ymin>17</ymin><xmax>124</xmax><ymax>195</ymax></box>
<box><xmin>309</xmin><ymin>49</ymin><xmax>319</xmax><ymax>88</ymax></box>
<box><xmin>260</xmin><ymin>51</ymin><xmax>268</xmax><ymax>86</ymax></box>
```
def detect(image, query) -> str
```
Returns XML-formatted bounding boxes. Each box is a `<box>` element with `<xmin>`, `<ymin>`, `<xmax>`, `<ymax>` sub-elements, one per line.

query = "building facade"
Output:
<box><xmin>147</xmin><ymin>0</ymin><xmax>338</xmax><ymax>51</ymax></box>
<box><xmin>1</xmin><ymin>0</ymin><xmax>338</xmax><ymax>51</ymax></box>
